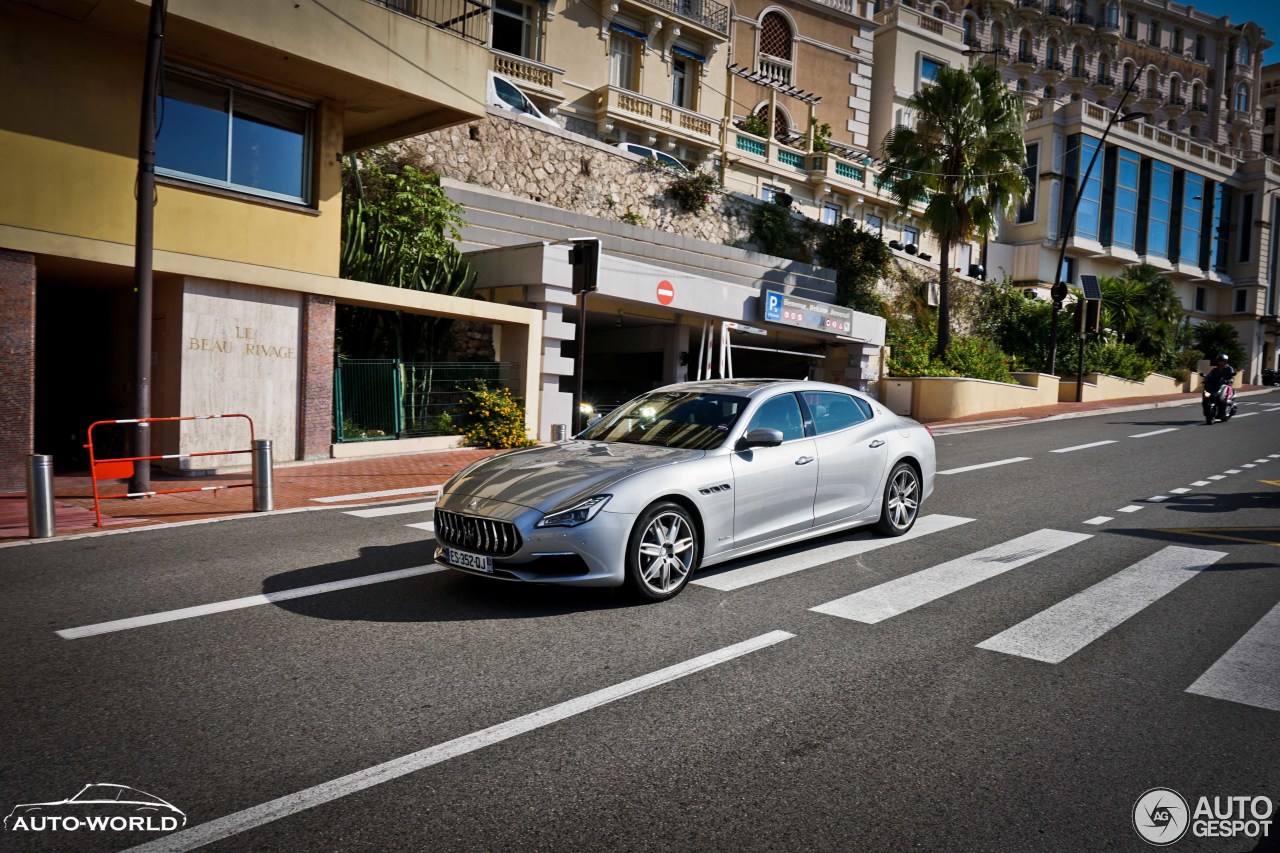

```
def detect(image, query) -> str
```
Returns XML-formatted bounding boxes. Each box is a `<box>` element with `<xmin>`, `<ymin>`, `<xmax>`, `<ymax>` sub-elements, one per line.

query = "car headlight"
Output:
<box><xmin>536</xmin><ymin>495</ymin><xmax>611</xmax><ymax>528</ymax></box>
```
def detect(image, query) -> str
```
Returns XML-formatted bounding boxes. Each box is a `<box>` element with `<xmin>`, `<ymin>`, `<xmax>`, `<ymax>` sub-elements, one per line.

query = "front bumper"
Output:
<box><xmin>433</xmin><ymin>507</ymin><xmax>635</xmax><ymax>587</ymax></box>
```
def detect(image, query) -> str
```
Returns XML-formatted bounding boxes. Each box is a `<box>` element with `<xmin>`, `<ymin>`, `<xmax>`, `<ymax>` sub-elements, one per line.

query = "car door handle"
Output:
<box><xmin>795</xmin><ymin>455</ymin><xmax>814</xmax><ymax>465</ymax></box>
<box><xmin>868</xmin><ymin>439</ymin><xmax>885</xmax><ymax>448</ymax></box>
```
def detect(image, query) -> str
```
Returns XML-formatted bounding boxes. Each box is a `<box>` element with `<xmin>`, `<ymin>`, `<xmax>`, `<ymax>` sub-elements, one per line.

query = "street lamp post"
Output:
<box><xmin>1045</xmin><ymin>78</ymin><xmax>1144</xmax><ymax>375</ymax></box>
<box><xmin>964</xmin><ymin>44</ymin><xmax>1005</xmax><ymax>281</ymax></box>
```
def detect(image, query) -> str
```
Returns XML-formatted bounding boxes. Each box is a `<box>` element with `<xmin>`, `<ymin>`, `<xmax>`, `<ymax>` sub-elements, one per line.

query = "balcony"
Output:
<box><xmin>1013</xmin><ymin>50</ymin><xmax>1037</xmax><ymax>77</ymax></box>
<box><xmin>366</xmin><ymin>0</ymin><xmax>488</xmax><ymax>44</ymax></box>
<box><xmin>1097</xmin><ymin>19</ymin><xmax>1120</xmax><ymax>44</ymax></box>
<box><xmin>490</xmin><ymin>52</ymin><xmax>564</xmax><ymax>103</ymax></box>
<box><xmin>1091</xmin><ymin>75</ymin><xmax>1116</xmax><ymax>99</ymax></box>
<box><xmin>1045</xmin><ymin>3</ymin><xmax>1067</xmax><ymax>20</ymax></box>
<box><xmin>594</xmin><ymin>86</ymin><xmax>720</xmax><ymax>150</ymax></box>
<box><xmin>630</xmin><ymin>0</ymin><xmax>729</xmax><ymax>36</ymax></box>
<box><xmin>1041</xmin><ymin>60</ymin><xmax>1065</xmax><ymax>87</ymax></box>
<box><xmin>1016</xmin><ymin>0</ymin><xmax>1042</xmax><ymax>19</ymax></box>
<box><xmin>758</xmin><ymin>56</ymin><xmax>793</xmax><ymax>86</ymax></box>
<box><xmin>1069</xmin><ymin>9</ymin><xmax>1094</xmax><ymax>35</ymax></box>
<box><xmin>1165</xmin><ymin>95</ymin><xmax>1186</xmax><ymax>119</ymax></box>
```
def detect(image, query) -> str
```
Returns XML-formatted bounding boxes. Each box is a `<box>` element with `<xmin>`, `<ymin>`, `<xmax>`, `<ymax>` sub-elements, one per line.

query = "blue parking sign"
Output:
<box><xmin>764</xmin><ymin>291</ymin><xmax>782</xmax><ymax>322</ymax></box>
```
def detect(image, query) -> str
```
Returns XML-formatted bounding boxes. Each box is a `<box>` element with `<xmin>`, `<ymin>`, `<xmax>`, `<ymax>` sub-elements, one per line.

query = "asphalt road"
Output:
<box><xmin>2</xmin><ymin>393</ymin><xmax>1278</xmax><ymax>852</ymax></box>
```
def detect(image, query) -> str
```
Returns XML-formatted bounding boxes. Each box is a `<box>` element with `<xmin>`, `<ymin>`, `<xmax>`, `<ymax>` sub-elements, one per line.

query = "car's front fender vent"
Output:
<box><xmin>434</xmin><ymin>509</ymin><xmax>522</xmax><ymax>557</ymax></box>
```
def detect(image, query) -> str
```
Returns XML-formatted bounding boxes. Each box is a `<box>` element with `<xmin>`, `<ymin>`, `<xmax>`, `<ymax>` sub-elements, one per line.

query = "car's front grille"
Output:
<box><xmin>434</xmin><ymin>508</ymin><xmax>522</xmax><ymax>557</ymax></box>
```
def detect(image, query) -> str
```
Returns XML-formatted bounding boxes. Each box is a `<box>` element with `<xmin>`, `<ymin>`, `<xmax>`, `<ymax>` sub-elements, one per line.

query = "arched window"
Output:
<box><xmin>1097</xmin><ymin>53</ymin><xmax>1109</xmax><ymax>81</ymax></box>
<box><xmin>1146</xmin><ymin>67</ymin><xmax>1158</xmax><ymax>96</ymax></box>
<box><xmin>1192</xmin><ymin>80</ymin><xmax>1203</xmax><ymax>110</ymax></box>
<box><xmin>932</xmin><ymin>3</ymin><xmax>948</xmax><ymax>20</ymax></box>
<box><xmin>1018</xmin><ymin>30</ymin><xmax>1031</xmax><ymax>62</ymax></box>
<box><xmin>753</xmin><ymin>103</ymin><xmax>792</xmax><ymax>143</ymax></box>
<box><xmin>1167</xmin><ymin>119</ymin><xmax>1177</xmax><ymax>131</ymax></box>
<box><xmin>1122</xmin><ymin>61</ymin><xmax>1134</xmax><ymax>88</ymax></box>
<box><xmin>992</xmin><ymin>22</ymin><xmax>1004</xmax><ymax>48</ymax></box>
<box><xmin>1047</xmin><ymin>39</ymin><xmax>1058</xmax><ymax>67</ymax></box>
<box><xmin>1236</xmin><ymin>82</ymin><xmax>1250</xmax><ymax>112</ymax></box>
<box><xmin>962</xmin><ymin>15</ymin><xmax>974</xmax><ymax>46</ymax></box>
<box><xmin>1169</xmin><ymin>74</ymin><xmax>1181</xmax><ymax>103</ymax></box>
<box><xmin>758</xmin><ymin>12</ymin><xmax>794</xmax><ymax>85</ymax></box>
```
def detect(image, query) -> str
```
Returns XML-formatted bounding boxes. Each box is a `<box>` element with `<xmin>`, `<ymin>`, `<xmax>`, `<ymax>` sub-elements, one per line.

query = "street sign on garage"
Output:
<box><xmin>761</xmin><ymin>289</ymin><xmax>855</xmax><ymax>336</ymax></box>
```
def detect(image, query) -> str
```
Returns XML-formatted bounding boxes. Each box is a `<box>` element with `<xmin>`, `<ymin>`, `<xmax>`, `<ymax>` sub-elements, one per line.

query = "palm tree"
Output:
<box><xmin>1099</xmin><ymin>264</ymin><xmax>1183</xmax><ymax>357</ymax></box>
<box><xmin>879</xmin><ymin>63</ymin><xmax>1029</xmax><ymax>357</ymax></box>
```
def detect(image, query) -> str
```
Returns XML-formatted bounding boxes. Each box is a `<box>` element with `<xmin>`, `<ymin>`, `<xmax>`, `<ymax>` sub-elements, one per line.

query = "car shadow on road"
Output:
<box><xmin>262</xmin><ymin>541</ymin><xmax>632</xmax><ymax>624</ymax></box>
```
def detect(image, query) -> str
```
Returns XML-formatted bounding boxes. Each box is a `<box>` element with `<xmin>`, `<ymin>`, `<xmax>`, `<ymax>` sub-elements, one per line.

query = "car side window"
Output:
<box><xmin>744</xmin><ymin>393</ymin><xmax>806</xmax><ymax>442</ymax></box>
<box><xmin>657</xmin><ymin>152</ymin><xmax>683</xmax><ymax>169</ymax></box>
<box><xmin>804</xmin><ymin>391</ymin><xmax>870</xmax><ymax>435</ymax></box>
<box><xmin>495</xmin><ymin>78</ymin><xmax>531</xmax><ymax>114</ymax></box>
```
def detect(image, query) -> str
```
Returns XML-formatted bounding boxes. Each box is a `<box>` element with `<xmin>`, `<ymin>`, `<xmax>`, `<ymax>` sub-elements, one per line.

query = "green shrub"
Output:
<box><xmin>667</xmin><ymin>171</ymin><xmax>719</xmax><ymax>214</ymax></box>
<box><xmin>455</xmin><ymin>381</ymin><xmax>536</xmax><ymax>449</ymax></box>
<box><xmin>886</xmin><ymin>322</ymin><xmax>1014</xmax><ymax>383</ymax></box>
<box><xmin>1084</xmin><ymin>340</ymin><xmax>1155</xmax><ymax>382</ymax></box>
<box><xmin>738</xmin><ymin>113</ymin><xmax>769</xmax><ymax>137</ymax></box>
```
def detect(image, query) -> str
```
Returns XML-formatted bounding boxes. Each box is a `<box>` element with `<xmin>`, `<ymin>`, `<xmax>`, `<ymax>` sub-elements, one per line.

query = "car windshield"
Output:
<box><xmin>72</xmin><ymin>785</ymin><xmax>123</xmax><ymax>802</ymax></box>
<box><xmin>578</xmin><ymin>391</ymin><xmax>746</xmax><ymax>449</ymax></box>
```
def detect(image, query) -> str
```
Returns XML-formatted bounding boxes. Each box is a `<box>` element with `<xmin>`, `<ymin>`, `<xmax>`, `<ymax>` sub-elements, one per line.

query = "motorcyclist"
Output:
<box><xmin>1205</xmin><ymin>354</ymin><xmax>1236</xmax><ymax>390</ymax></box>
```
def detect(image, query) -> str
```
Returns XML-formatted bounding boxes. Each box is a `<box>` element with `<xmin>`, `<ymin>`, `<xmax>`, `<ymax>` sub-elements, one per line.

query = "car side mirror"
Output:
<box><xmin>737</xmin><ymin>427</ymin><xmax>784</xmax><ymax>450</ymax></box>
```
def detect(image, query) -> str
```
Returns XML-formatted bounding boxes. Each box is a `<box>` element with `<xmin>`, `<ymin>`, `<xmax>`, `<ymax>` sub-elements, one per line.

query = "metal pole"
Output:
<box><xmin>27</xmin><ymin>455</ymin><xmax>55</xmax><ymax>539</ymax></box>
<box><xmin>252</xmin><ymin>439</ymin><xmax>274</xmax><ymax>512</ymax></box>
<box><xmin>130</xmin><ymin>0</ymin><xmax>167</xmax><ymax>497</ymax></box>
<box><xmin>574</xmin><ymin>290</ymin><xmax>588</xmax><ymax>433</ymax></box>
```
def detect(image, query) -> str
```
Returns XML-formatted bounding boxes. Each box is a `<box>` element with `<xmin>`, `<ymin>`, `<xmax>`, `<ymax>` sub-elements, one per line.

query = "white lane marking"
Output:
<box><xmin>1117</xmin><ymin>506</ymin><xmax>1143</xmax><ymax>513</ymax></box>
<box><xmin>312</xmin><ymin>485</ymin><xmax>443</xmax><ymax>504</ymax></box>
<box><xmin>1187</xmin><ymin>600</ymin><xmax>1280</xmax><ymax>713</ymax></box>
<box><xmin>976</xmin><ymin>546</ymin><xmax>1225</xmax><ymax>664</ymax></box>
<box><xmin>1236</xmin><ymin>412</ymin><xmax>1258</xmax><ymax>418</ymax></box>
<box><xmin>1130</xmin><ymin>428</ymin><xmax>1179</xmax><ymax>438</ymax></box>
<box><xmin>692</xmin><ymin>515</ymin><xmax>974</xmax><ymax>591</ymax></box>
<box><xmin>1208</xmin><ymin>475</ymin><xmax>1226</xmax><ymax>480</ymax></box>
<box><xmin>1225</xmin><ymin>469</ymin><xmax>1242</xmax><ymax>474</ymax></box>
<box><xmin>1170</xmin><ymin>488</ymin><xmax>1191</xmax><ymax>494</ymax></box>
<box><xmin>1191</xmin><ymin>481</ymin><xmax>1211</xmax><ymax>487</ymax></box>
<box><xmin>344</xmin><ymin>501</ymin><xmax>436</xmax><ymax>519</ymax></box>
<box><xmin>1050</xmin><ymin>441</ymin><xmax>1117</xmax><ymax>453</ymax></box>
<box><xmin>1256</xmin><ymin>459</ymin><xmax>1272</xmax><ymax>464</ymax></box>
<box><xmin>124</xmin><ymin>631</ymin><xmax>795</xmax><ymax>853</ymax></box>
<box><xmin>937</xmin><ymin>457</ymin><xmax>1032</xmax><ymax>476</ymax></box>
<box><xmin>1083</xmin><ymin>516</ymin><xmax>1113</xmax><ymax>525</ymax></box>
<box><xmin>810</xmin><ymin>530</ymin><xmax>1092</xmax><ymax>624</ymax></box>
<box><xmin>57</xmin><ymin>566</ymin><xmax>442</xmax><ymax>640</ymax></box>
<box><xmin>405</xmin><ymin>522</ymin><xmax>435</xmax><ymax>533</ymax></box>
<box><xmin>1272</xmin><ymin>454</ymin><xmax>1280</xmax><ymax>458</ymax></box>
<box><xmin>1147</xmin><ymin>496</ymin><xmax>1169</xmax><ymax>503</ymax></box>
<box><xmin>1242</xmin><ymin>464</ymin><xmax>1257</xmax><ymax>469</ymax></box>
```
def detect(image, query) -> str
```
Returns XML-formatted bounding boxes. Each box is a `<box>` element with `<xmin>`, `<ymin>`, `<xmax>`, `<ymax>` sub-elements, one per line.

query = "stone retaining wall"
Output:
<box><xmin>405</xmin><ymin>112</ymin><xmax>758</xmax><ymax>247</ymax></box>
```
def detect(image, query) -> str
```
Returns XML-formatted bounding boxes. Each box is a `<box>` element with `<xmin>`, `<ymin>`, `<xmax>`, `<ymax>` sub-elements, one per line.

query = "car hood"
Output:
<box><xmin>444</xmin><ymin>441</ymin><xmax>704</xmax><ymax>511</ymax></box>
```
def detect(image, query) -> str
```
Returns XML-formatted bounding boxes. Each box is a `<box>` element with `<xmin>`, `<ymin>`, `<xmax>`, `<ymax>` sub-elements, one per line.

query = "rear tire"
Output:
<box><xmin>874</xmin><ymin>462</ymin><xmax>921</xmax><ymax>537</ymax></box>
<box><xmin>624</xmin><ymin>502</ymin><xmax>699</xmax><ymax>603</ymax></box>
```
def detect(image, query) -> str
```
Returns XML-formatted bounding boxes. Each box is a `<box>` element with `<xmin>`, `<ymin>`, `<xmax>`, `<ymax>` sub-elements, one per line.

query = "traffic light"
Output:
<box><xmin>570</xmin><ymin>239</ymin><xmax>599</xmax><ymax>295</ymax></box>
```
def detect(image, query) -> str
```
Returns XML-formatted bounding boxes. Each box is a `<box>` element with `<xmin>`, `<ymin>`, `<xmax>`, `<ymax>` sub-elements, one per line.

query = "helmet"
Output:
<box><xmin>1216</xmin><ymin>353</ymin><xmax>1229</xmax><ymax>363</ymax></box>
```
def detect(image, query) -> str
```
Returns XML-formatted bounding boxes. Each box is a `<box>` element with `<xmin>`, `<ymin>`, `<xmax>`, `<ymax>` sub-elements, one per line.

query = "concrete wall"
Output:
<box><xmin>0</xmin><ymin>250</ymin><xmax>35</xmax><ymax>492</ymax></box>
<box><xmin>1058</xmin><ymin>372</ymin><xmax>1189</xmax><ymax>403</ymax></box>
<box><xmin>909</xmin><ymin>375</ymin><xmax>1058</xmax><ymax>422</ymax></box>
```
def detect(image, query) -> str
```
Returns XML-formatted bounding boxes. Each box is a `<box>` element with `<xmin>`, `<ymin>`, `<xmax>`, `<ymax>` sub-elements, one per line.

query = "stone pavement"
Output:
<box><xmin>2</xmin><ymin>386</ymin><xmax>1274</xmax><ymax>542</ymax></box>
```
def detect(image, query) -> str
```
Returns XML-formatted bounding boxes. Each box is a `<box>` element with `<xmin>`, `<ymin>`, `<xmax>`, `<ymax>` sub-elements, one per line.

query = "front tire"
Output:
<box><xmin>625</xmin><ymin>502</ymin><xmax>699</xmax><ymax>602</ymax></box>
<box><xmin>874</xmin><ymin>462</ymin><xmax>921</xmax><ymax>536</ymax></box>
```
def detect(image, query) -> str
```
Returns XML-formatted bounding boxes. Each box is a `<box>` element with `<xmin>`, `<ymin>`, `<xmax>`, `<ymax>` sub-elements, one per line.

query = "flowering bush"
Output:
<box><xmin>455</xmin><ymin>381</ymin><xmax>536</xmax><ymax>449</ymax></box>
<box><xmin>667</xmin><ymin>171</ymin><xmax>719</xmax><ymax>214</ymax></box>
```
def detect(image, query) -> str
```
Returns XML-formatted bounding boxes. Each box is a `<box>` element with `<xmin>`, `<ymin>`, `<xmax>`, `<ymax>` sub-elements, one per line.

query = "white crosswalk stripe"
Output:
<box><xmin>1187</xmin><ymin>600</ymin><xmax>1280</xmax><ymax>713</ymax></box>
<box><xmin>344</xmin><ymin>501</ymin><xmax>436</xmax><ymax>519</ymax></box>
<box><xmin>692</xmin><ymin>515</ymin><xmax>973</xmax><ymax>591</ymax></box>
<box><xmin>810</xmin><ymin>529</ymin><xmax>1091</xmax><ymax>624</ymax></box>
<box><xmin>975</xmin><ymin>546</ymin><xmax>1225</xmax><ymax>663</ymax></box>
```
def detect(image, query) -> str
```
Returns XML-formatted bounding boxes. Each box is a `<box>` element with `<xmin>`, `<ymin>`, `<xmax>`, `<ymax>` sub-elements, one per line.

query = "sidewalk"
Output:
<box><xmin>3</xmin><ymin>386</ymin><xmax>1275</xmax><ymax>542</ymax></box>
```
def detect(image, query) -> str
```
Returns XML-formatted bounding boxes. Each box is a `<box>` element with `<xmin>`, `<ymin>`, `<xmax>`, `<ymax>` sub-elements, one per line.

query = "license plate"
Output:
<box><xmin>445</xmin><ymin>547</ymin><xmax>493</xmax><ymax>573</ymax></box>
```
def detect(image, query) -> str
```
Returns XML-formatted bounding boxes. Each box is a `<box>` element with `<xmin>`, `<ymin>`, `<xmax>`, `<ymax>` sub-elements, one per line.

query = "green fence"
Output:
<box><xmin>334</xmin><ymin>359</ymin><xmax>513</xmax><ymax>442</ymax></box>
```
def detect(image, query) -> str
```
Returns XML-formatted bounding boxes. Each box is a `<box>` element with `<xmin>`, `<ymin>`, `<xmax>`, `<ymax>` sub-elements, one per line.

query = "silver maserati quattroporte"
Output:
<box><xmin>434</xmin><ymin>379</ymin><xmax>936</xmax><ymax>601</ymax></box>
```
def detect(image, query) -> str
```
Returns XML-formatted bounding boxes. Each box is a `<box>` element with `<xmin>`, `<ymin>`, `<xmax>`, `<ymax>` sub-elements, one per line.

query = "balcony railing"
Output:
<box><xmin>638</xmin><ymin>0</ymin><xmax>729</xmax><ymax>35</ymax></box>
<box><xmin>758</xmin><ymin>56</ymin><xmax>793</xmax><ymax>86</ymax></box>
<box><xmin>366</xmin><ymin>0</ymin><xmax>489</xmax><ymax>45</ymax></box>
<box><xmin>1070</xmin><ymin>9</ymin><xmax>1094</xmax><ymax>25</ymax></box>
<box><xmin>596</xmin><ymin>85</ymin><xmax>719</xmax><ymax>144</ymax></box>
<box><xmin>490</xmin><ymin>51</ymin><xmax>563</xmax><ymax>93</ymax></box>
<box><xmin>1015</xmin><ymin>50</ymin><xmax>1036</xmax><ymax>64</ymax></box>
<box><xmin>1017</xmin><ymin>0</ymin><xmax>1042</xmax><ymax>10</ymax></box>
<box><xmin>1045</xmin><ymin>4</ymin><xmax>1067</xmax><ymax>17</ymax></box>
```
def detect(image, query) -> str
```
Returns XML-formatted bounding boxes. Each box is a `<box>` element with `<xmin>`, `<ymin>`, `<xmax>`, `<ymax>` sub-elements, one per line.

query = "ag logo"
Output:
<box><xmin>1134</xmin><ymin>788</ymin><xmax>1190</xmax><ymax>846</ymax></box>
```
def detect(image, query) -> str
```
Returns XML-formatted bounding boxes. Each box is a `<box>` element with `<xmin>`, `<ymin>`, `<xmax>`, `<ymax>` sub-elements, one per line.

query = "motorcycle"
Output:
<box><xmin>1263</xmin><ymin>367</ymin><xmax>1278</xmax><ymax>387</ymax></box>
<box><xmin>1201</xmin><ymin>374</ymin><xmax>1237</xmax><ymax>424</ymax></box>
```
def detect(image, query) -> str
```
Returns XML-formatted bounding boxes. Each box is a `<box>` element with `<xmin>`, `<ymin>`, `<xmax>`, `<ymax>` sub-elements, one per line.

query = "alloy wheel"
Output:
<box><xmin>886</xmin><ymin>467</ymin><xmax>920</xmax><ymax>529</ymax></box>
<box><xmin>636</xmin><ymin>512</ymin><xmax>695</xmax><ymax>594</ymax></box>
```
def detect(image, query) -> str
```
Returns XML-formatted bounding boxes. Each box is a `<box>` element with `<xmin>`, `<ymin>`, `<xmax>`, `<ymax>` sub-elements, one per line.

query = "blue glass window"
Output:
<box><xmin>1210</xmin><ymin>183</ymin><xmax>1232</xmax><ymax>271</ymax></box>
<box><xmin>1106</xmin><ymin>147</ymin><xmax>1140</xmax><ymax>250</ymax></box>
<box><xmin>1178</xmin><ymin>172</ymin><xmax>1204</xmax><ymax>267</ymax></box>
<box><xmin>1017</xmin><ymin>142</ymin><xmax>1038</xmax><ymax>224</ymax></box>
<box><xmin>1144</xmin><ymin>159</ymin><xmax>1173</xmax><ymax>259</ymax></box>
<box><xmin>1066</xmin><ymin>134</ymin><xmax>1103</xmax><ymax>242</ymax></box>
<box><xmin>920</xmin><ymin>56</ymin><xmax>944</xmax><ymax>84</ymax></box>
<box><xmin>158</xmin><ymin>70</ymin><xmax>311</xmax><ymax>204</ymax></box>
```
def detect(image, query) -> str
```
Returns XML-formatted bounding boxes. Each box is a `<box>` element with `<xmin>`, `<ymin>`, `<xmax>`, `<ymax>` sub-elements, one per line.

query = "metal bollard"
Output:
<box><xmin>251</xmin><ymin>439</ymin><xmax>274</xmax><ymax>512</ymax></box>
<box><xmin>552</xmin><ymin>424</ymin><xmax>568</xmax><ymax>442</ymax></box>
<box><xmin>27</xmin><ymin>455</ymin><xmax>56</xmax><ymax>539</ymax></box>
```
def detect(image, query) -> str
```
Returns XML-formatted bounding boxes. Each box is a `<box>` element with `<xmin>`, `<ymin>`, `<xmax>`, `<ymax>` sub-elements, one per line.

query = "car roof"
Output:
<box><xmin>651</xmin><ymin>379</ymin><xmax>869</xmax><ymax>399</ymax></box>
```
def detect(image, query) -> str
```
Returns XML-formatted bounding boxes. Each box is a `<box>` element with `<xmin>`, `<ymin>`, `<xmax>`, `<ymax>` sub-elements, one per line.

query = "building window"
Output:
<box><xmin>1235</xmin><ymin>83</ymin><xmax>1250</xmax><ymax>112</ymax></box>
<box><xmin>1144</xmin><ymin>159</ymin><xmax>1173</xmax><ymax>259</ymax></box>
<box><xmin>1212</xmin><ymin>183</ymin><xmax>1232</xmax><ymax>272</ymax></box>
<box><xmin>1018</xmin><ymin>142</ymin><xmax>1038</xmax><ymax>224</ymax></box>
<box><xmin>1194</xmin><ymin>286</ymin><xmax>1206</xmax><ymax>311</ymax></box>
<box><xmin>1018</xmin><ymin>31</ymin><xmax>1031</xmax><ymax>62</ymax></box>
<box><xmin>1234</xmin><ymin>288</ymin><xmax>1248</xmax><ymax>312</ymax></box>
<box><xmin>1238</xmin><ymin>41</ymin><xmax>1250</xmax><ymax>66</ymax></box>
<box><xmin>1148</xmin><ymin>20</ymin><xmax>1160</xmax><ymax>46</ymax></box>
<box><xmin>962</xmin><ymin>16</ymin><xmax>974</xmax><ymax>46</ymax></box>
<box><xmin>491</xmin><ymin>0</ymin><xmax>537</xmax><ymax>58</ymax></box>
<box><xmin>1195</xmin><ymin>34</ymin><xmax>1205</xmax><ymax>60</ymax></box>
<box><xmin>610</xmin><ymin>30</ymin><xmax>640</xmax><ymax>92</ymax></box>
<box><xmin>1072</xmin><ymin>48</ymin><xmax>1084</xmax><ymax>77</ymax></box>
<box><xmin>1265</xmin><ymin>134</ymin><xmax>1275</xmax><ymax>153</ymax></box>
<box><xmin>157</xmin><ymin>69</ymin><xmax>311</xmax><ymax>204</ymax></box>
<box><xmin>903</xmin><ymin>225</ymin><xmax>920</xmax><ymax>247</ymax></box>
<box><xmin>1097</xmin><ymin>55</ymin><xmax>1108</xmax><ymax>80</ymax></box>
<box><xmin>1239</xmin><ymin>192</ymin><xmax>1254</xmax><ymax>262</ymax></box>
<box><xmin>671</xmin><ymin>56</ymin><xmax>693</xmax><ymax>109</ymax></box>
<box><xmin>820</xmin><ymin>203</ymin><xmax>842</xmax><ymax>225</ymax></box>
<box><xmin>1060</xmin><ymin>256</ymin><xmax>1075</xmax><ymax>285</ymax></box>
<box><xmin>1173</xmin><ymin>27</ymin><xmax>1182</xmax><ymax>52</ymax></box>
<box><xmin>1105</xmin><ymin>147</ymin><xmax>1140</xmax><ymax>251</ymax></box>
<box><xmin>1267</xmin><ymin>107</ymin><xmax>1276</xmax><ymax>126</ymax></box>
<box><xmin>865</xmin><ymin>213</ymin><xmax>883</xmax><ymax>236</ymax></box>
<box><xmin>1122</xmin><ymin>62</ymin><xmax>1134</xmax><ymax>89</ymax></box>
<box><xmin>761</xmin><ymin>183</ymin><xmax>780</xmax><ymax>202</ymax></box>
<box><xmin>920</xmin><ymin>56</ymin><xmax>945</xmax><ymax>88</ymax></box>
<box><xmin>1179</xmin><ymin>172</ymin><xmax>1204</xmax><ymax>267</ymax></box>
<box><xmin>1066</xmin><ymin>134</ymin><xmax>1103</xmax><ymax>242</ymax></box>
<box><xmin>759</xmin><ymin>12</ymin><xmax>794</xmax><ymax>85</ymax></box>
<box><xmin>1124</xmin><ymin>13</ymin><xmax>1136</xmax><ymax>39</ymax></box>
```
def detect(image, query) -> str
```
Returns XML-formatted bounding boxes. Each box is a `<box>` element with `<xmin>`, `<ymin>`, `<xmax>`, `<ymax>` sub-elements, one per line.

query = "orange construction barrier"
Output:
<box><xmin>85</xmin><ymin>414</ymin><xmax>256</xmax><ymax>527</ymax></box>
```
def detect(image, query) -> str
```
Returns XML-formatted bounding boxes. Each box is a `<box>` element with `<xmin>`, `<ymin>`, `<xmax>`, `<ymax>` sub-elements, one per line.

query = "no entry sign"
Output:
<box><xmin>656</xmin><ymin>280</ymin><xmax>675</xmax><ymax>305</ymax></box>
